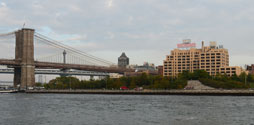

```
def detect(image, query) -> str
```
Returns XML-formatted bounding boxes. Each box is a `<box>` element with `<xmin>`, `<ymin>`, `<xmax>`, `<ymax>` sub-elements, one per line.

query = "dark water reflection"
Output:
<box><xmin>0</xmin><ymin>94</ymin><xmax>254</xmax><ymax>125</ymax></box>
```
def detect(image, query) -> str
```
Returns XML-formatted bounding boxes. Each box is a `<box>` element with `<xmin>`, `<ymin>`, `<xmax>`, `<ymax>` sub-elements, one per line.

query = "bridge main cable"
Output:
<box><xmin>34</xmin><ymin>32</ymin><xmax>115</xmax><ymax>66</ymax></box>
<box><xmin>0</xmin><ymin>31</ymin><xmax>15</xmax><ymax>37</ymax></box>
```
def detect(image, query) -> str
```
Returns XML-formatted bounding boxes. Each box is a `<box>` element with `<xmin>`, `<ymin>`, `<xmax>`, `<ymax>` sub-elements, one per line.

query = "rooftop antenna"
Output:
<box><xmin>22</xmin><ymin>23</ymin><xmax>26</xmax><ymax>28</ymax></box>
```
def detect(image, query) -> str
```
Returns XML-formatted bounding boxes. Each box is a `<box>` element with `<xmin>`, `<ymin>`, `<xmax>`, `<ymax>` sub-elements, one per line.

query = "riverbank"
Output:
<box><xmin>25</xmin><ymin>89</ymin><xmax>254</xmax><ymax>96</ymax></box>
<box><xmin>0</xmin><ymin>90</ymin><xmax>18</xmax><ymax>93</ymax></box>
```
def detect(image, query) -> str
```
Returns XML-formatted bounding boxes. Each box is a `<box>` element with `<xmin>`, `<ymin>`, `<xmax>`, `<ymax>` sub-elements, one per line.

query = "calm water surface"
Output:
<box><xmin>0</xmin><ymin>93</ymin><xmax>254</xmax><ymax>125</ymax></box>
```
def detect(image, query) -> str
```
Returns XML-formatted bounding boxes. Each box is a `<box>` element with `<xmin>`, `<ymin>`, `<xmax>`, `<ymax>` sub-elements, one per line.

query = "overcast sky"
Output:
<box><xmin>0</xmin><ymin>0</ymin><xmax>254</xmax><ymax>67</ymax></box>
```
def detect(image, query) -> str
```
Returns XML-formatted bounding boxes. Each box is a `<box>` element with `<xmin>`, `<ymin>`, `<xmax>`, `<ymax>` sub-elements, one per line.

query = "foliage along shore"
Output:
<box><xmin>36</xmin><ymin>70</ymin><xmax>254</xmax><ymax>90</ymax></box>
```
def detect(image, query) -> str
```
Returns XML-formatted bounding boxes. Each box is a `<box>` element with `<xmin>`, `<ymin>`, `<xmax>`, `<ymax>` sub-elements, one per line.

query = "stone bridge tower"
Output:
<box><xmin>14</xmin><ymin>28</ymin><xmax>35</xmax><ymax>89</ymax></box>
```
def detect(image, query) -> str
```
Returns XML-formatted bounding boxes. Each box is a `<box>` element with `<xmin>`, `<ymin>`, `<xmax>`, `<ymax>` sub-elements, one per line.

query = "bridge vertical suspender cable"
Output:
<box><xmin>34</xmin><ymin>32</ymin><xmax>115</xmax><ymax>66</ymax></box>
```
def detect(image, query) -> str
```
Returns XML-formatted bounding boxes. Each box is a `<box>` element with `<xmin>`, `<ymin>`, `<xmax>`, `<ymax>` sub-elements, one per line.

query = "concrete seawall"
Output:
<box><xmin>26</xmin><ymin>89</ymin><xmax>254</xmax><ymax>96</ymax></box>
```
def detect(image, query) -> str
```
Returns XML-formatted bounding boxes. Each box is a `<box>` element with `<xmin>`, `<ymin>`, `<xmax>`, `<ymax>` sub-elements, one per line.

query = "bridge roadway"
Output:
<box><xmin>0</xmin><ymin>59</ymin><xmax>134</xmax><ymax>73</ymax></box>
<box><xmin>0</xmin><ymin>68</ymin><xmax>109</xmax><ymax>76</ymax></box>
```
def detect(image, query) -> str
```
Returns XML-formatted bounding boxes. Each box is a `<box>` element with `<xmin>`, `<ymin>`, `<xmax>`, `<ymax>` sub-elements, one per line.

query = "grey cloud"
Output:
<box><xmin>0</xmin><ymin>0</ymin><xmax>254</xmax><ymax>65</ymax></box>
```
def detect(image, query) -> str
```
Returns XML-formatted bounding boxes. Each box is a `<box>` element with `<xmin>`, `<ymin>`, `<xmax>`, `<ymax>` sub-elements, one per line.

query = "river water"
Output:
<box><xmin>0</xmin><ymin>94</ymin><xmax>254</xmax><ymax>125</ymax></box>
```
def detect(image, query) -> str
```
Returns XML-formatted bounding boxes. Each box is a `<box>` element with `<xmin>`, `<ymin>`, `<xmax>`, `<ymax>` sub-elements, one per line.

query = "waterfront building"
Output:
<box><xmin>163</xmin><ymin>40</ymin><xmax>245</xmax><ymax>77</ymax></box>
<box><xmin>219</xmin><ymin>66</ymin><xmax>247</xmax><ymax>77</ymax></box>
<box><xmin>125</xmin><ymin>62</ymin><xmax>158</xmax><ymax>77</ymax></box>
<box><xmin>124</xmin><ymin>70</ymin><xmax>158</xmax><ymax>77</ymax></box>
<box><xmin>247</xmin><ymin>64</ymin><xmax>254</xmax><ymax>75</ymax></box>
<box><xmin>110</xmin><ymin>73</ymin><xmax>123</xmax><ymax>78</ymax></box>
<box><xmin>118</xmin><ymin>52</ymin><xmax>129</xmax><ymax>68</ymax></box>
<box><xmin>157</xmin><ymin>66</ymin><xmax>163</xmax><ymax>76</ymax></box>
<box><xmin>128</xmin><ymin>62</ymin><xmax>157</xmax><ymax>72</ymax></box>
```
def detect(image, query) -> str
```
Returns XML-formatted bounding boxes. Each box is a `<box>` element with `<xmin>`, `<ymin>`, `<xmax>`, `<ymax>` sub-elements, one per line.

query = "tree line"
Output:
<box><xmin>36</xmin><ymin>70</ymin><xmax>254</xmax><ymax>90</ymax></box>
<box><xmin>38</xmin><ymin>73</ymin><xmax>187</xmax><ymax>90</ymax></box>
<box><xmin>179</xmin><ymin>70</ymin><xmax>254</xmax><ymax>89</ymax></box>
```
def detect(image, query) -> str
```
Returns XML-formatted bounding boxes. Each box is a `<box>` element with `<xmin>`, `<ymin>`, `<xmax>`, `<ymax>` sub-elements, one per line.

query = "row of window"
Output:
<box><xmin>201</xmin><ymin>60</ymin><xmax>221</xmax><ymax>62</ymax></box>
<box><xmin>174</xmin><ymin>52</ymin><xmax>200</xmax><ymax>55</ymax></box>
<box><xmin>200</xmin><ymin>66</ymin><xmax>220</xmax><ymax>68</ymax></box>
<box><xmin>164</xmin><ymin>62</ymin><xmax>228</xmax><ymax>66</ymax></box>
<box><xmin>220</xmin><ymin>71</ymin><xmax>236</xmax><ymax>74</ymax></box>
<box><xmin>164</xmin><ymin>67</ymin><xmax>200</xmax><ymax>72</ymax></box>
<box><xmin>201</xmin><ymin>63</ymin><xmax>221</xmax><ymax>65</ymax></box>
<box><xmin>221</xmin><ymin>68</ymin><xmax>236</xmax><ymax>70</ymax></box>
<box><xmin>201</xmin><ymin>53</ymin><xmax>222</xmax><ymax>56</ymax></box>
<box><xmin>164</xmin><ymin>72</ymin><xmax>236</xmax><ymax>76</ymax></box>
<box><xmin>201</xmin><ymin>56</ymin><xmax>222</xmax><ymax>59</ymax></box>
<box><xmin>167</xmin><ymin>58</ymin><xmax>226</xmax><ymax>62</ymax></box>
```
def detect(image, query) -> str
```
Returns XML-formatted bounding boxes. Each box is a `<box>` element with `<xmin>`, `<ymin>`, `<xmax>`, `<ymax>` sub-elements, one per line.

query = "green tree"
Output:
<box><xmin>179</xmin><ymin>70</ymin><xmax>192</xmax><ymax>80</ymax></box>
<box><xmin>239</xmin><ymin>72</ymin><xmax>247</xmax><ymax>84</ymax></box>
<box><xmin>136</xmin><ymin>73</ymin><xmax>150</xmax><ymax>86</ymax></box>
<box><xmin>247</xmin><ymin>74</ymin><xmax>254</xmax><ymax>82</ymax></box>
<box><xmin>192</xmin><ymin>70</ymin><xmax>210</xmax><ymax>80</ymax></box>
<box><xmin>35</xmin><ymin>82</ymin><xmax>43</xmax><ymax>87</ymax></box>
<box><xmin>129</xmin><ymin>79</ymin><xmax>137</xmax><ymax>89</ymax></box>
<box><xmin>231</xmin><ymin>74</ymin><xmax>240</xmax><ymax>81</ymax></box>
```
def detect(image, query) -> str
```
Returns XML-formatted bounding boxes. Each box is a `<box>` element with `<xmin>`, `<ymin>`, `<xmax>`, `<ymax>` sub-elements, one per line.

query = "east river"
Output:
<box><xmin>0</xmin><ymin>94</ymin><xmax>254</xmax><ymax>125</ymax></box>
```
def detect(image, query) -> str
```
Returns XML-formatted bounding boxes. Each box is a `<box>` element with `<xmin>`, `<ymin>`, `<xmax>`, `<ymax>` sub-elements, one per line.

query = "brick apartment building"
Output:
<box><xmin>247</xmin><ymin>64</ymin><xmax>254</xmax><ymax>75</ymax></box>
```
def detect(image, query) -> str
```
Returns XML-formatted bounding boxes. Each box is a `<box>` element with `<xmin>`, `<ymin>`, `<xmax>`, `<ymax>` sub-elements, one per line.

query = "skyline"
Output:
<box><xmin>0</xmin><ymin>0</ymin><xmax>254</xmax><ymax>66</ymax></box>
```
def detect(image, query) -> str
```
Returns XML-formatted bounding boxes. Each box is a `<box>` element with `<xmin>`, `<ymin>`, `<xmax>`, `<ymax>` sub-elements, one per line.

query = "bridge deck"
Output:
<box><xmin>0</xmin><ymin>59</ymin><xmax>134</xmax><ymax>73</ymax></box>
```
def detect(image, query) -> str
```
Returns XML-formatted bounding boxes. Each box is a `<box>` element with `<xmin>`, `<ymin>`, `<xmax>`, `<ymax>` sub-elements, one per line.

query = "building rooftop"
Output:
<box><xmin>119</xmin><ymin>52</ymin><xmax>128</xmax><ymax>59</ymax></box>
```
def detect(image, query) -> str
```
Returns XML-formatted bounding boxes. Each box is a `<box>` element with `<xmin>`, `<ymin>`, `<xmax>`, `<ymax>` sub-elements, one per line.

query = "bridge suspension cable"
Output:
<box><xmin>34</xmin><ymin>32</ymin><xmax>115</xmax><ymax>66</ymax></box>
<box><xmin>36</xmin><ymin>51</ymin><xmax>96</xmax><ymax>65</ymax></box>
<box><xmin>0</xmin><ymin>31</ymin><xmax>16</xmax><ymax>59</ymax></box>
<box><xmin>0</xmin><ymin>31</ymin><xmax>15</xmax><ymax>37</ymax></box>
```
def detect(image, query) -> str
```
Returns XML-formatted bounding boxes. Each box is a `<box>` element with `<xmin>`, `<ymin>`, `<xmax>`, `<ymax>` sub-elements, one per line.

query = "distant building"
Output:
<box><xmin>118</xmin><ymin>52</ymin><xmax>129</xmax><ymax>68</ymax></box>
<box><xmin>219</xmin><ymin>66</ymin><xmax>247</xmax><ymax>77</ymax></box>
<box><xmin>38</xmin><ymin>75</ymin><xmax>43</xmax><ymax>83</ymax></box>
<box><xmin>128</xmin><ymin>62</ymin><xmax>157</xmax><ymax>72</ymax></box>
<box><xmin>163</xmin><ymin>40</ymin><xmax>246</xmax><ymax>77</ymax></box>
<box><xmin>157</xmin><ymin>66</ymin><xmax>163</xmax><ymax>76</ymax></box>
<box><xmin>109</xmin><ymin>73</ymin><xmax>123</xmax><ymax>78</ymax></box>
<box><xmin>124</xmin><ymin>70</ymin><xmax>158</xmax><ymax>77</ymax></box>
<box><xmin>247</xmin><ymin>64</ymin><xmax>254</xmax><ymax>75</ymax></box>
<box><xmin>125</xmin><ymin>62</ymin><xmax>158</xmax><ymax>77</ymax></box>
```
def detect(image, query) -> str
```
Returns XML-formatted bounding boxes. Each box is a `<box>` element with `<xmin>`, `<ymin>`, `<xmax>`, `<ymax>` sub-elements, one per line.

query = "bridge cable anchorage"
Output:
<box><xmin>34</xmin><ymin>32</ymin><xmax>116</xmax><ymax>66</ymax></box>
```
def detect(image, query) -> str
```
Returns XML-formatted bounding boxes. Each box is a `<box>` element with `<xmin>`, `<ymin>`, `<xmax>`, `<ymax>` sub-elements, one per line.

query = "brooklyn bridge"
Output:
<box><xmin>0</xmin><ymin>28</ymin><xmax>134</xmax><ymax>90</ymax></box>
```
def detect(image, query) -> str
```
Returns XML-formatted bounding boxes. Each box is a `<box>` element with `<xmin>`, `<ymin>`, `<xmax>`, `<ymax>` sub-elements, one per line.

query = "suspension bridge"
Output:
<box><xmin>0</xmin><ymin>28</ymin><xmax>134</xmax><ymax>90</ymax></box>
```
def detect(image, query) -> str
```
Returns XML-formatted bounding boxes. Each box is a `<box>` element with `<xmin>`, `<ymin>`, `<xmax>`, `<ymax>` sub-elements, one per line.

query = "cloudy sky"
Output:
<box><xmin>0</xmin><ymin>0</ymin><xmax>254</xmax><ymax>67</ymax></box>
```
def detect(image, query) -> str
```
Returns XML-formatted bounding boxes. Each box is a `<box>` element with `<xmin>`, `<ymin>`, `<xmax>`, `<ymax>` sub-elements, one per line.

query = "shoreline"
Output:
<box><xmin>25</xmin><ymin>89</ymin><xmax>254</xmax><ymax>96</ymax></box>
